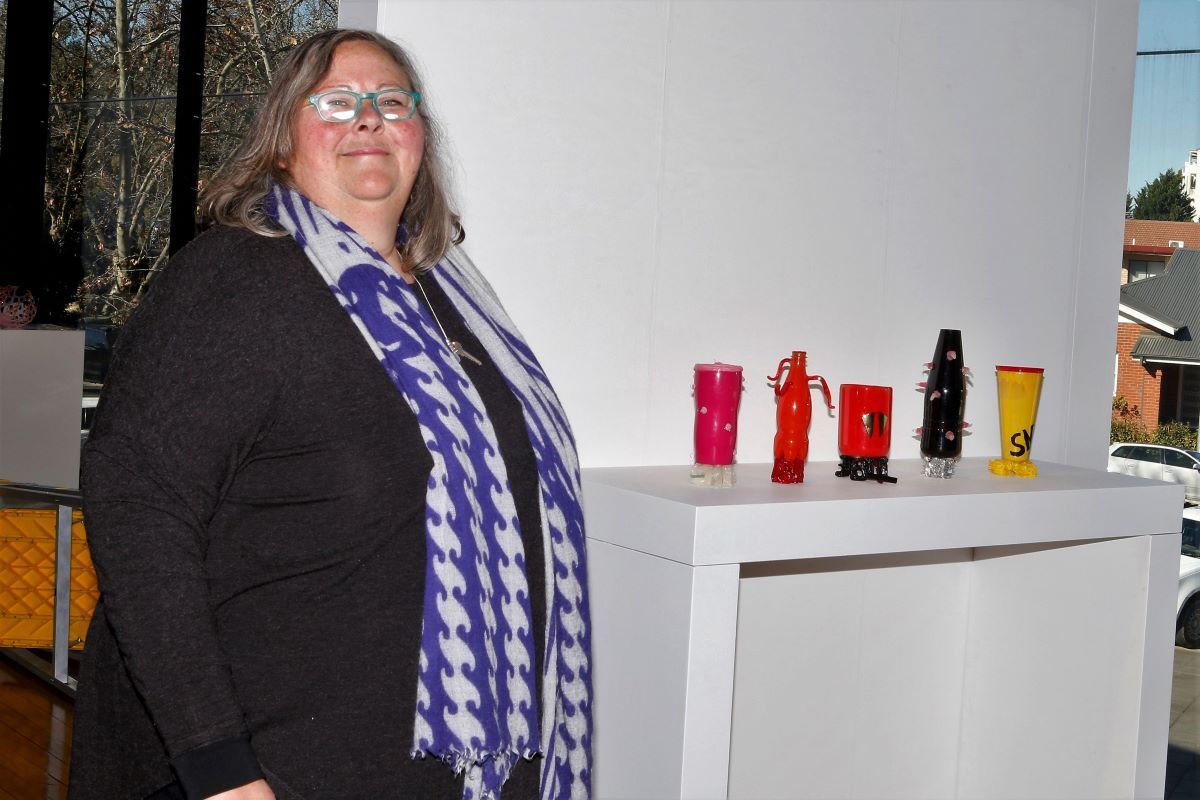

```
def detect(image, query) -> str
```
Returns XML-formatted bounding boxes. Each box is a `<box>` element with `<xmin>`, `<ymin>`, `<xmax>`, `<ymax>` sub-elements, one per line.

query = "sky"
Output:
<box><xmin>1127</xmin><ymin>0</ymin><xmax>1200</xmax><ymax>196</ymax></box>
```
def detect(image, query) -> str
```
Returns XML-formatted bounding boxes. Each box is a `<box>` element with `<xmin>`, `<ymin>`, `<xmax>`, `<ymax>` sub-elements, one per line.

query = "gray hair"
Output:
<box><xmin>199</xmin><ymin>29</ymin><xmax>462</xmax><ymax>272</ymax></box>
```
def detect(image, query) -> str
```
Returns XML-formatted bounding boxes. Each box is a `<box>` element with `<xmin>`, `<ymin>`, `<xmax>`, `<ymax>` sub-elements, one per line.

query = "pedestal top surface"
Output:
<box><xmin>581</xmin><ymin>458</ymin><xmax>1183</xmax><ymax>565</ymax></box>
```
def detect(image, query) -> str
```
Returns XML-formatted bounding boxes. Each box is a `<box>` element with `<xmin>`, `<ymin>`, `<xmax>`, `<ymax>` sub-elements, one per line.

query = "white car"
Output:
<box><xmin>1108</xmin><ymin>442</ymin><xmax>1200</xmax><ymax>502</ymax></box>
<box><xmin>1179</xmin><ymin>508</ymin><xmax>1200</xmax><ymax>648</ymax></box>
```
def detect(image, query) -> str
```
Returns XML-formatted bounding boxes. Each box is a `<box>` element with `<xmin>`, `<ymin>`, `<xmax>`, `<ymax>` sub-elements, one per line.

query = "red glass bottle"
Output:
<box><xmin>767</xmin><ymin>351</ymin><xmax>834</xmax><ymax>484</ymax></box>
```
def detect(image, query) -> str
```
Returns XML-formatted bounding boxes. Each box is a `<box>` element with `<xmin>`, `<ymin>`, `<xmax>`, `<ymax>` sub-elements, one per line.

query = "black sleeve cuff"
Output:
<box><xmin>171</xmin><ymin>734</ymin><xmax>264</xmax><ymax>799</ymax></box>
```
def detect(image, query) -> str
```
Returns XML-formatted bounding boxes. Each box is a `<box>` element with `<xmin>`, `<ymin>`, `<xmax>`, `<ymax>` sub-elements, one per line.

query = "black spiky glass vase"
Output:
<box><xmin>920</xmin><ymin>329</ymin><xmax>965</xmax><ymax>478</ymax></box>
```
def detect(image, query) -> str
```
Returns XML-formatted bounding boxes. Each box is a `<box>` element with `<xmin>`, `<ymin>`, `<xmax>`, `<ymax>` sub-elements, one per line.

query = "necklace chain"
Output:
<box><xmin>412</xmin><ymin>275</ymin><xmax>483</xmax><ymax>366</ymax></box>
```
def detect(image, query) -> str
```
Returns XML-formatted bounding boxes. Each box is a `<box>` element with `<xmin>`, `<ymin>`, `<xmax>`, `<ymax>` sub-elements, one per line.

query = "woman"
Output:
<box><xmin>69</xmin><ymin>29</ymin><xmax>592</xmax><ymax>800</ymax></box>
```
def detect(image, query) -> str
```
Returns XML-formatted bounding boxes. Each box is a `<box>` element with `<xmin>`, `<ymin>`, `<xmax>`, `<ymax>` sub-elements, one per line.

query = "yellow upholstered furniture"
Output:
<box><xmin>0</xmin><ymin>507</ymin><xmax>97</xmax><ymax>649</ymax></box>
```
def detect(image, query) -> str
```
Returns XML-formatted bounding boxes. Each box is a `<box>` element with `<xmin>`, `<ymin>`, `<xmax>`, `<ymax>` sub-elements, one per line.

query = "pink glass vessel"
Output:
<box><xmin>692</xmin><ymin>363</ymin><xmax>743</xmax><ymax>487</ymax></box>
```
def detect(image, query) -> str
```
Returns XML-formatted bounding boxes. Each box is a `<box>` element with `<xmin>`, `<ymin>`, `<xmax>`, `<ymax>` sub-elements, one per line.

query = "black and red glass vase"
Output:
<box><xmin>919</xmin><ymin>329</ymin><xmax>967</xmax><ymax>478</ymax></box>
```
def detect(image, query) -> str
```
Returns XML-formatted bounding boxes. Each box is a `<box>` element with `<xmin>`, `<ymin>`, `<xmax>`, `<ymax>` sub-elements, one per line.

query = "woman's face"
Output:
<box><xmin>283</xmin><ymin>40</ymin><xmax>425</xmax><ymax>221</ymax></box>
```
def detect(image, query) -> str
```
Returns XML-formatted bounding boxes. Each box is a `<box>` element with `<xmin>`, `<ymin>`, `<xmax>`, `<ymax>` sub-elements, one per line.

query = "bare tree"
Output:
<box><xmin>46</xmin><ymin>0</ymin><xmax>336</xmax><ymax>322</ymax></box>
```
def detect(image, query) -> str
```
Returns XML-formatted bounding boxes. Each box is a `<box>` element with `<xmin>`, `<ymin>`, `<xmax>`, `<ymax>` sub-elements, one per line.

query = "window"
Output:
<box><xmin>1181</xmin><ymin>366</ymin><xmax>1200</xmax><ymax>428</ymax></box>
<box><xmin>1112</xmin><ymin>446</ymin><xmax>1135</xmax><ymax>458</ymax></box>
<box><xmin>1130</xmin><ymin>446</ymin><xmax>1163</xmax><ymax>463</ymax></box>
<box><xmin>47</xmin><ymin>3</ymin><xmax>185</xmax><ymax>322</ymax></box>
<box><xmin>1128</xmin><ymin>259</ymin><xmax>1166</xmax><ymax>282</ymax></box>
<box><xmin>1184</xmin><ymin>516</ymin><xmax>1200</xmax><ymax>557</ymax></box>
<box><xmin>2</xmin><ymin>0</ymin><xmax>337</xmax><ymax>327</ymax></box>
<box><xmin>1164</xmin><ymin>449</ymin><xmax>1197</xmax><ymax>469</ymax></box>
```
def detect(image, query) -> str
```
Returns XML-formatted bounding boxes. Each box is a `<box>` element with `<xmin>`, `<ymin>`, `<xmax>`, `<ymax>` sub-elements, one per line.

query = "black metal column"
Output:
<box><xmin>168</xmin><ymin>0</ymin><xmax>207</xmax><ymax>254</ymax></box>
<box><xmin>0</xmin><ymin>1</ymin><xmax>55</xmax><ymax>301</ymax></box>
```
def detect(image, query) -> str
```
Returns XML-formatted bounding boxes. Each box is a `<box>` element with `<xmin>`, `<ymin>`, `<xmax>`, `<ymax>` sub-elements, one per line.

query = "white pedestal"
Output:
<box><xmin>583</xmin><ymin>458</ymin><xmax>1182</xmax><ymax>800</ymax></box>
<box><xmin>0</xmin><ymin>330</ymin><xmax>84</xmax><ymax>489</ymax></box>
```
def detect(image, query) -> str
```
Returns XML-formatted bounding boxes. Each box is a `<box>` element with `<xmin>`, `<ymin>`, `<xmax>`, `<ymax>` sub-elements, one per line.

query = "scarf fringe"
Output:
<box><xmin>409</xmin><ymin>745</ymin><xmax>542</xmax><ymax>773</ymax></box>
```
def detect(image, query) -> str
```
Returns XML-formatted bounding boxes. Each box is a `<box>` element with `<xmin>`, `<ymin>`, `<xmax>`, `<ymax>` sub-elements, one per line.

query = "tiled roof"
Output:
<box><xmin>1123</xmin><ymin>248</ymin><xmax>1200</xmax><ymax>362</ymax></box>
<box><xmin>1125</xmin><ymin>219</ymin><xmax>1200</xmax><ymax>249</ymax></box>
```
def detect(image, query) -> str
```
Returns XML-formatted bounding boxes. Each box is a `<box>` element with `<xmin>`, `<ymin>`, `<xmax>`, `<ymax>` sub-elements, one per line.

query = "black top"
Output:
<box><xmin>68</xmin><ymin>225</ymin><xmax>545</xmax><ymax>800</ymax></box>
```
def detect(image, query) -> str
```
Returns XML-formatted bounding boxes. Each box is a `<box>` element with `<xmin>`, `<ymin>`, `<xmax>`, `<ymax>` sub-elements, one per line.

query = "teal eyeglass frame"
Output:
<box><xmin>306</xmin><ymin>88</ymin><xmax>422</xmax><ymax>122</ymax></box>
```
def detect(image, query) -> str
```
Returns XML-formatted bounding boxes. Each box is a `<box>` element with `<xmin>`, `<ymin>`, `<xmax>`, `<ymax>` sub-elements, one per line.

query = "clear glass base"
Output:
<box><xmin>690</xmin><ymin>463</ymin><xmax>737</xmax><ymax>488</ymax></box>
<box><xmin>922</xmin><ymin>455</ymin><xmax>959</xmax><ymax>479</ymax></box>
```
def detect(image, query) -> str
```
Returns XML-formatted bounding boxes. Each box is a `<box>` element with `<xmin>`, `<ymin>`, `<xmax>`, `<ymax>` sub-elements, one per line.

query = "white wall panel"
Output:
<box><xmin>347</xmin><ymin>0</ymin><xmax>1138</xmax><ymax>469</ymax></box>
<box><xmin>648</xmin><ymin>1</ymin><xmax>902</xmax><ymax>473</ymax></box>
<box><xmin>1067</xmin><ymin>1</ymin><xmax>1140</xmax><ymax>469</ymax></box>
<box><xmin>881</xmin><ymin>0</ymin><xmax>1097</xmax><ymax>467</ymax></box>
<box><xmin>365</xmin><ymin>1</ymin><xmax>668</xmax><ymax>467</ymax></box>
<box><xmin>337</xmin><ymin>0</ymin><xmax>377</xmax><ymax>30</ymax></box>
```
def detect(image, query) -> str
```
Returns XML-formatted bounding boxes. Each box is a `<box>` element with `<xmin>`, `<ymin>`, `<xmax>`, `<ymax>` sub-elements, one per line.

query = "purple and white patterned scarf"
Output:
<box><xmin>266</xmin><ymin>185</ymin><xmax>592</xmax><ymax>800</ymax></box>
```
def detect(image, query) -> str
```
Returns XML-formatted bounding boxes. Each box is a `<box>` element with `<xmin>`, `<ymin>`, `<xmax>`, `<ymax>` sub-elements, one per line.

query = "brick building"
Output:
<box><xmin>1117</xmin><ymin>219</ymin><xmax>1200</xmax><ymax>431</ymax></box>
<box><xmin>1115</xmin><ymin>322</ymin><xmax>1164</xmax><ymax>425</ymax></box>
<box><xmin>1120</xmin><ymin>219</ymin><xmax>1200</xmax><ymax>284</ymax></box>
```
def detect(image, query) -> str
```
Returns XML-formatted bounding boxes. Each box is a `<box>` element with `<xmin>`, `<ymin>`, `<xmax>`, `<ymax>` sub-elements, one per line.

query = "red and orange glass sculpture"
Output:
<box><xmin>768</xmin><ymin>351</ymin><xmax>834</xmax><ymax>484</ymax></box>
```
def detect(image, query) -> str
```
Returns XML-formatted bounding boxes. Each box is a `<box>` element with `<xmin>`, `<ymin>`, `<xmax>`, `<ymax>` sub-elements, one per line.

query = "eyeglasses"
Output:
<box><xmin>306</xmin><ymin>89</ymin><xmax>421</xmax><ymax>123</ymax></box>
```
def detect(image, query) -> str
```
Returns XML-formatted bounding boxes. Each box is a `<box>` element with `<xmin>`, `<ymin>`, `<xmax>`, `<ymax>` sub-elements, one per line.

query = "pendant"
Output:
<box><xmin>449</xmin><ymin>340</ymin><xmax>483</xmax><ymax>366</ymax></box>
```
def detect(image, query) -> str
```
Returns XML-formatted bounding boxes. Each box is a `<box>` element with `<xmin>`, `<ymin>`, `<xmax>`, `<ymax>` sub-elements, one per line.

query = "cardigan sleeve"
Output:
<box><xmin>81</xmin><ymin>229</ymin><xmax>295</xmax><ymax>795</ymax></box>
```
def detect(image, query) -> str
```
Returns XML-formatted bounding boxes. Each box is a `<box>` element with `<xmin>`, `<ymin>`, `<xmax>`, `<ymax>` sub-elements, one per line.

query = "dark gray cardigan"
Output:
<box><xmin>68</xmin><ymin>225</ymin><xmax>544</xmax><ymax>800</ymax></box>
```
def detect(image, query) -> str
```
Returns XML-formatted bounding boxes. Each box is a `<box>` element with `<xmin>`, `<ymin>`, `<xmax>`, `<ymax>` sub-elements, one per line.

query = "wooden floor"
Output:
<box><xmin>0</xmin><ymin>657</ymin><xmax>71</xmax><ymax>800</ymax></box>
